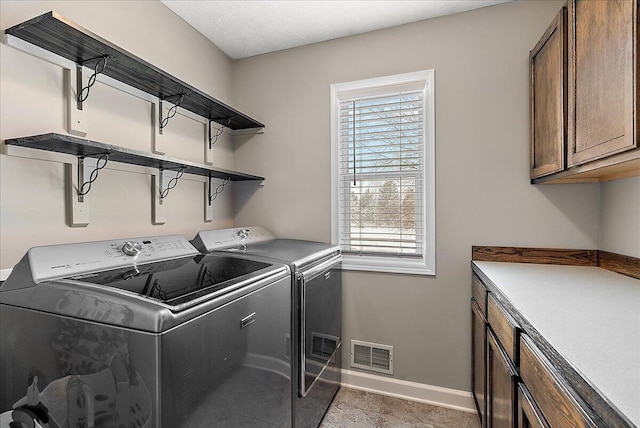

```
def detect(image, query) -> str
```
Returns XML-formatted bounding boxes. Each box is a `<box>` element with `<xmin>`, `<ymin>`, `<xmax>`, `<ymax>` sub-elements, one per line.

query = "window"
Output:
<box><xmin>331</xmin><ymin>70</ymin><xmax>435</xmax><ymax>275</ymax></box>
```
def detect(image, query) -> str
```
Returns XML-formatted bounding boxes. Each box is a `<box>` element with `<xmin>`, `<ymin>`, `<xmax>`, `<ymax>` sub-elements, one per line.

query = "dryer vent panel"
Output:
<box><xmin>350</xmin><ymin>340</ymin><xmax>393</xmax><ymax>375</ymax></box>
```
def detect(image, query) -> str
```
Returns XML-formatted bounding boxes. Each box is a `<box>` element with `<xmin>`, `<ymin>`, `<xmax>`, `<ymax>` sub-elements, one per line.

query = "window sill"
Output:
<box><xmin>341</xmin><ymin>255</ymin><xmax>435</xmax><ymax>276</ymax></box>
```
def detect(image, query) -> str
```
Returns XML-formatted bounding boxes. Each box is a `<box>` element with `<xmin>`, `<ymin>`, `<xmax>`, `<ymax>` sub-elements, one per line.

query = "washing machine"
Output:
<box><xmin>0</xmin><ymin>234</ymin><xmax>292</xmax><ymax>427</ymax></box>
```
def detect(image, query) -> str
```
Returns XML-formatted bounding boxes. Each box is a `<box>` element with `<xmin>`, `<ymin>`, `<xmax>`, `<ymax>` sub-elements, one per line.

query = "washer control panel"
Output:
<box><xmin>192</xmin><ymin>226</ymin><xmax>275</xmax><ymax>252</ymax></box>
<box><xmin>29</xmin><ymin>235</ymin><xmax>200</xmax><ymax>283</ymax></box>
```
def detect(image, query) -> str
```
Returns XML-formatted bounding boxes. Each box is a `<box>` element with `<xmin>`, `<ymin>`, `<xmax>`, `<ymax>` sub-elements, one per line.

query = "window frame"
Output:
<box><xmin>330</xmin><ymin>70</ymin><xmax>436</xmax><ymax>276</ymax></box>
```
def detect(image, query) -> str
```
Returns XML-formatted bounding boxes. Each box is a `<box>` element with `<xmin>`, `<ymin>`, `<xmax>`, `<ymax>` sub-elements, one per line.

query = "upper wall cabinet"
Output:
<box><xmin>568</xmin><ymin>0</ymin><xmax>636</xmax><ymax>166</ymax></box>
<box><xmin>530</xmin><ymin>0</ymin><xmax>640</xmax><ymax>184</ymax></box>
<box><xmin>530</xmin><ymin>7</ymin><xmax>567</xmax><ymax>179</ymax></box>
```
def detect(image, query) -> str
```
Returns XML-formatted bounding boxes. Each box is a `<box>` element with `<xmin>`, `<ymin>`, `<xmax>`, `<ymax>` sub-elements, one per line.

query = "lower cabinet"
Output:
<box><xmin>472</xmin><ymin>274</ymin><xmax>519</xmax><ymax>428</ymax></box>
<box><xmin>487</xmin><ymin>331</ymin><xmax>517</xmax><ymax>428</ymax></box>
<box><xmin>472</xmin><ymin>300</ymin><xmax>487</xmax><ymax>426</ymax></box>
<box><xmin>519</xmin><ymin>335</ymin><xmax>595</xmax><ymax>427</ymax></box>
<box><xmin>471</xmin><ymin>273</ymin><xmax>597</xmax><ymax>428</ymax></box>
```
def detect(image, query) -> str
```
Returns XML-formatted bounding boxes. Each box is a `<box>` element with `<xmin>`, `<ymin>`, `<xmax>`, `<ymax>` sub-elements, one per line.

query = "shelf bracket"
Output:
<box><xmin>76</xmin><ymin>55</ymin><xmax>110</xmax><ymax>110</ymax></box>
<box><xmin>159</xmin><ymin>168</ymin><xmax>185</xmax><ymax>202</ymax></box>
<box><xmin>158</xmin><ymin>93</ymin><xmax>188</xmax><ymax>135</ymax></box>
<box><xmin>66</xmin><ymin>155</ymin><xmax>108</xmax><ymax>227</ymax></box>
<box><xmin>208</xmin><ymin>118</ymin><xmax>232</xmax><ymax>149</ymax></box>
<box><xmin>205</xmin><ymin>118</ymin><xmax>232</xmax><ymax>165</ymax></box>
<box><xmin>208</xmin><ymin>176</ymin><xmax>230</xmax><ymax>203</ymax></box>
<box><xmin>205</xmin><ymin>176</ymin><xmax>230</xmax><ymax>222</ymax></box>
<box><xmin>77</xmin><ymin>154</ymin><xmax>109</xmax><ymax>202</ymax></box>
<box><xmin>152</xmin><ymin>168</ymin><xmax>184</xmax><ymax>225</ymax></box>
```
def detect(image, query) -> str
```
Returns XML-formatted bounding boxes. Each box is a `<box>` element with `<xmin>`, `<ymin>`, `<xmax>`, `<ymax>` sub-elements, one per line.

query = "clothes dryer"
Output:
<box><xmin>192</xmin><ymin>227</ymin><xmax>342</xmax><ymax>428</ymax></box>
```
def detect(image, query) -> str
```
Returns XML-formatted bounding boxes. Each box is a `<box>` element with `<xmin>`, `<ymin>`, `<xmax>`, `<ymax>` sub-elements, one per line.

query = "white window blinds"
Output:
<box><xmin>337</xmin><ymin>90</ymin><xmax>424</xmax><ymax>257</ymax></box>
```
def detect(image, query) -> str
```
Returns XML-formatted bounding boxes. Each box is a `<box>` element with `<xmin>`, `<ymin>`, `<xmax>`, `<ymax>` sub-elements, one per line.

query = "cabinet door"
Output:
<box><xmin>519</xmin><ymin>335</ymin><xmax>595</xmax><ymax>428</ymax></box>
<box><xmin>517</xmin><ymin>384</ymin><xmax>549</xmax><ymax>428</ymax></box>
<box><xmin>487</xmin><ymin>295</ymin><xmax>519</xmax><ymax>365</ymax></box>
<box><xmin>487</xmin><ymin>330</ymin><xmax>517</xmax><ymax>428</ymax></box>
<box><xmin>530</xmin><ymin>7</ymin><xmax>567</xmax><ymax>179</ymax></box>
<box><xmin>472</xmin><ymin>299</ymin><xmax>487</xmax><ymax>427</ymax></box>
<box><xmin>568</xmin><ymin>0</ymin><xmax>638</xmax><ymax>166</ymax></box>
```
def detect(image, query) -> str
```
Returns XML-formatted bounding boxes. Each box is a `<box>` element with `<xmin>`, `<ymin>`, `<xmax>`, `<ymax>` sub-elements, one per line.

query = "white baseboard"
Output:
<box><xmin>340</xmin><ymin>369</ymin><xmax>476</xmax><ymax>414</ymax></box>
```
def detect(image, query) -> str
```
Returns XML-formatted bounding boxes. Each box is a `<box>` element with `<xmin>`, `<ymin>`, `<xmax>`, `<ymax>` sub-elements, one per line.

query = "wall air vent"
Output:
<box><xmin>350</xmin><ymin>340</ymin><xmax>393</xmax><ymax>375</ymax></box>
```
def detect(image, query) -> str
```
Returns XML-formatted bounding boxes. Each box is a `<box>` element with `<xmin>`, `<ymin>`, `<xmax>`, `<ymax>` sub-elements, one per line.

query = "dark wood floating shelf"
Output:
<box><xmin>5</xmin><ymin>11</ymin><xmax>264</xmax><ymax>131</ymax></box>
<box><xmin>4</xmin><ymin>133</ymin><xmax>264</xmax><ymax>182</ymax></box>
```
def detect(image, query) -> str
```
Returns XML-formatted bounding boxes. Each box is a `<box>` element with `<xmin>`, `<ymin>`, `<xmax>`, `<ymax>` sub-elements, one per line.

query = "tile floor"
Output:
<box><xmin>320</xmin><ymin>388</ymin><xmax>480</xmax><ymax>428</ymax></box>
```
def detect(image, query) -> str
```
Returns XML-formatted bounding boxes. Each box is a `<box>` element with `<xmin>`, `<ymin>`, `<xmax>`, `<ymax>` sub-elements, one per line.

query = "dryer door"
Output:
<box><xmin>299</xmin><ymin>256</ymin><xmax>342</xmax><ymax>397</ymax></box>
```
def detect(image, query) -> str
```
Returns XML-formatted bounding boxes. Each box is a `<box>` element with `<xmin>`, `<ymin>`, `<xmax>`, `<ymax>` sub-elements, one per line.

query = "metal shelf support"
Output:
<box><xmin>77</xmin><ymin>154</ymin><xmax>109</xmax><ymax>202</ymax></box>
<box><xmin>205</xmin><ymin>176</ymin><xmax>230</xmax><ymax>222</ymax></box>
<box><xmin>159</xmin><ymin>93</ymin><xmax>188</xmax><ymax>135</ymax></box>
<box><xmin>159</xmin><ymin>168</ymin><xmax>185</xmax><ymax>202</ymax></box>
<box><xmin>76</xmin><ymin>55</ymin><xmax>110</xmax><ymax>110</ymax></box>
<box><xmin>208</xmin><ymin>118</ymin><xmax>232</xmax><ymax>149</ymax></box>
<box><xmin>152</xmin><ymin>168</ymin><xmax>185</xmax><ymax>225</ymax></box>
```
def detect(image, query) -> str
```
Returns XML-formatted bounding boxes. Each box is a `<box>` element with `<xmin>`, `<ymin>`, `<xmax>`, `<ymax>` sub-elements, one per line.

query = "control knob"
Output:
<box><xmin>236</xmin><ymin>229</ymin><xmax>249</xmax><ymax>240</ymax></box>
<box><xmin>122</xmin><ymin>241</ymin><xmax>142</xmax><ymax>256</ymax></box>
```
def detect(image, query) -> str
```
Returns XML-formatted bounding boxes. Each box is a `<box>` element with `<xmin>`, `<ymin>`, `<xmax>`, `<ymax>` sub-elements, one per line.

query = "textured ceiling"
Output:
<box><xmin>161</xmin><ymin>0</ymin><xmax>512</xmax><ymax>59</ymax></box>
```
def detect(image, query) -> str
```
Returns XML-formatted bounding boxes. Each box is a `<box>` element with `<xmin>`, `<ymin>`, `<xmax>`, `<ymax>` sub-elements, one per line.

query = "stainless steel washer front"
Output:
<box><xmin>0</xmin><ymin>235</ymin><xmax>292</xmax><ymax>427</ymax></box>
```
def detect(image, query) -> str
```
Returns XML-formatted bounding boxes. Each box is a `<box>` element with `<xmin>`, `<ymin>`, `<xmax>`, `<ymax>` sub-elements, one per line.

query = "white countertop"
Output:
<box><xmin>473</xmin><ymin>261</ymin><xmax>640</xmax><ymax>426</ymax></box>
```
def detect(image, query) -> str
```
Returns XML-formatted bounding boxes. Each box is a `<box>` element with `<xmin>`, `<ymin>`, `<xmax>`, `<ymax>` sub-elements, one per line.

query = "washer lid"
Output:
<box><xmin>1</xmin><ymin>252</ymin><xmax>289</xmax><ymax>332</ymax></box>
<box><xmin>71</xmin><ymin>254</ymin><xmax>274</xmax><ymax>308</ymax></box>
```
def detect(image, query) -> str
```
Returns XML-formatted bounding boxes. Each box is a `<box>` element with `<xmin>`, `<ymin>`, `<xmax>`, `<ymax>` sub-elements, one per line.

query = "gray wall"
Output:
<box><xmin>231</xmin><ymin>0</ymin><xmax>602</xmax><ymax>391</ymax></box>
<box><xmin>0</xmin><ymin>0</ymin><xmax>237</xmax><ymax>268</ymax></box>
<box><xmin>601</xmin><ymin>177</ymin><xmax>640</xmax><ymax>258</ymax></box>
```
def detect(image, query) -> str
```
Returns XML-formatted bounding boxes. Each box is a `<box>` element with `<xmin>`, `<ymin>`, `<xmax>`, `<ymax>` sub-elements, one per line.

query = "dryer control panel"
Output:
<box><xmin>28</xmin><ymin>235</ymin><xmax>199</xmax><ymax>283</ymax></box>
<box><xmin>192</xmin><ymin>226</ymin><xmax>275</xmax><ymax>252</ymax></box>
